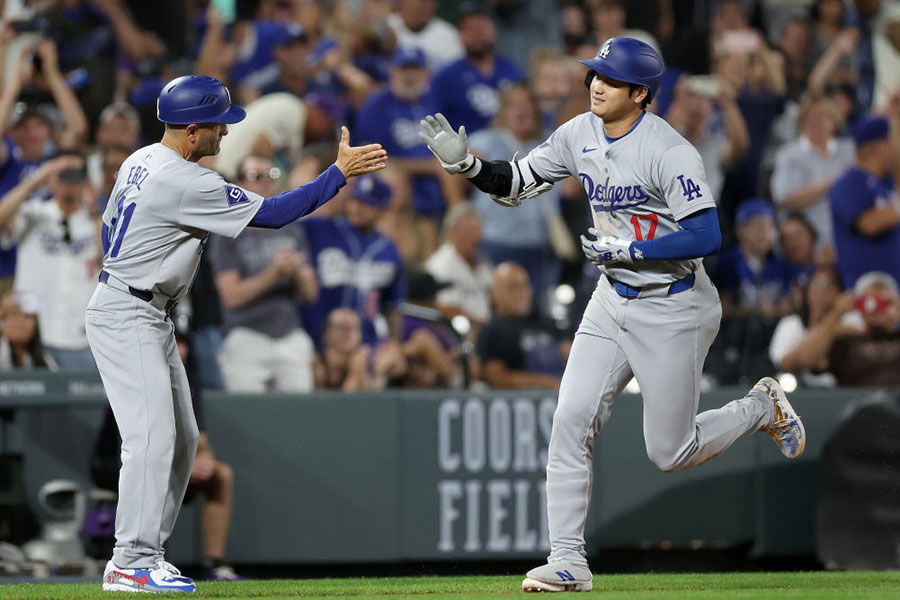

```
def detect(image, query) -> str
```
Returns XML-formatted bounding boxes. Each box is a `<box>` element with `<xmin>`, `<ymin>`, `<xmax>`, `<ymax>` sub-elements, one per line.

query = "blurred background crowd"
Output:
<box><xmin>2</xmin><ymin>0</ymin><xmax>900</xmax><ymax>394</ymax></box>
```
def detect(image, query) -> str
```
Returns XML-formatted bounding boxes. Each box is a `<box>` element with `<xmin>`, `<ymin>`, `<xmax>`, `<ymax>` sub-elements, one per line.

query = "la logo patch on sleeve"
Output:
<box><xmin>225</xmin><ymin>185</ymin><xmax>250</xmax><ymax>206</ymax></box>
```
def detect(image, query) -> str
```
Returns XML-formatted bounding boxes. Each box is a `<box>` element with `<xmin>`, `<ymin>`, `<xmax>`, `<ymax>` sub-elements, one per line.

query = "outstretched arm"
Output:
<box><xmin>249</xmin><ymin>126</ymin><xmax>386</xmax><ymax>228</ymax></box>
<box><xmin>418</xmin><ymin>113</ymin><xmax>552</xmax><ymax>206</ymax></box>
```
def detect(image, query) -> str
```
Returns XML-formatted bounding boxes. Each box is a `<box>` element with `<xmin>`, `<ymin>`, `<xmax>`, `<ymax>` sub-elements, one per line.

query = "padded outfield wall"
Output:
<box><xmin>0</xmin><ymin>372</ymin><xmax>878</xmax><ymax>564</ymax></box>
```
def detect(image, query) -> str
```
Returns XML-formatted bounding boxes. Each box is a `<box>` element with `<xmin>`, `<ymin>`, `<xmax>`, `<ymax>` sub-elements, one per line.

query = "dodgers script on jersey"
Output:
<box><xmin>526</xmin><ymin>111</ymin><xmax>716</xmax><ymax>286</ymax></box>
<box><xmin>101</xmin><ymin>143</ymin><xmax>263</xmax><ymax>300</ymax></box>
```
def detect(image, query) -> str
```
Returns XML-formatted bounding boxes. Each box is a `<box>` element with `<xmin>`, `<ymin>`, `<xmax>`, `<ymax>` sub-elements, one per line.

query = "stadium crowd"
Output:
<box><xmin>0</xmin><ymin>0</ymin><xmax>900</xmax><ymax>391</ymax></box>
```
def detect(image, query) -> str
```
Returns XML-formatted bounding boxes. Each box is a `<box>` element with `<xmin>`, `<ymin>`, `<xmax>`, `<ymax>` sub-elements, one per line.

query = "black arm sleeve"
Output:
<box><xmin>467</xmin><ymin>159</ymin><xmax>549</xmax><ymax>197</ymax></box>
<box><xmin>468</xmin><ymin>159</ymin><xmax>514</xmax><ymax>196</ymax></box>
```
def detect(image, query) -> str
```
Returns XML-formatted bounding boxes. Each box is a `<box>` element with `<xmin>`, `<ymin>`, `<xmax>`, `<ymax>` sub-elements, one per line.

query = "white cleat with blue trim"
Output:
<box><xmin>522</xmin><ymin>561</ymin><xmax>593</xmax><ymax>592</ymax></box>
<box><xmin>756</xmin><ymin>377</ymin><xmax>806</xmax><ymax>459</ymax></box>
<box><xmin>102</xmin><ymin>560</ymin><xmax>196</xmax><ymax>593</ymax></box>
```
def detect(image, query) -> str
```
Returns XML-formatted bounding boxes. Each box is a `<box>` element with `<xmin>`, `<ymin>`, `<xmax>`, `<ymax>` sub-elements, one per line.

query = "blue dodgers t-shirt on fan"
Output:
<box><xmin>0</xmin><ymin>137</ymin><xmax>42</xmax><ymax>278</ymax></box>
<box><xmin>301</xmin><ymin>217</ymin><xmax>405</xmax><ymax>346</ymax></box>
<box><xmin>355</xmin><ymin>88</ymin><xmax>444</xmax><ymax>216</ymax></box>
<box><xmin>830</xmin><ymin>167</ymin><xmax>900</xmax><ymax>289</ymax></box>
<box><xmin>429</xmin><ymin>57</ymin><xmax>524</xmax><ymax>135</ymax></box>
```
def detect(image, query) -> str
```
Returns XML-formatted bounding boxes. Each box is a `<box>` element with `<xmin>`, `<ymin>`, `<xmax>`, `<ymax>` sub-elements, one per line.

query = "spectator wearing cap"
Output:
<box><xmin>0</xmin><ymin>152</ymin><xmax>100</xmax><ymax>369</ymax></box>
<box><xmin>0</xmin><ymin>39</ymin><xmax>89</xmax><ymax>294</ymax></box>
<box><xmin>387</xmin><ymin>0</ymin><xmax>464</xmax><ymax>72</ymax></box>
<box><xmin>827</xmin><ymin>271</ymin><xmax>900</xmax><ymax>386</ymax></box>
<box><xmin>425</xmin><ymin>202</ymin><xmax>494</xmax><ymax>327</ymax></box>
<box><xmin>356</xmin><ymin>47</ymin><xmax>447</xmax><ymax>255</ymax></box>
<box><xmin>301</xmin><ymin>174</ymin><xmax>406</xmax><ymax>348</ymax></box>
<box><xmin>0</xmin><ymin>290</ymin><xmax>56</xmax><ymax>370</ymax></box>
<box><xmin>429</xmin><ymin>4</ymin><xmax>524</xmax><ymax>136</ymax></box>
<box><xmin>715</xmin><ymin>199</ymin><xmax>796</xmax><ymax>318</ymax></box>
<box><xmin>208</xmin><ymin>154</ymin><xmax>319</xmax><ymax>393</ymax></box>
<box><xmin>829</xmin><ymin>115</ymin><xmax>900</xmax><ymax>289</ymax></box>
<box><xmin>770</xmin><ymin>96</ymin><xmax>854</xmax><ymax>249</ymax></box>
<box><xmin>240</xmin><ymin>22</ymin><xmax>310</xmax><ymax>100</ymax></box>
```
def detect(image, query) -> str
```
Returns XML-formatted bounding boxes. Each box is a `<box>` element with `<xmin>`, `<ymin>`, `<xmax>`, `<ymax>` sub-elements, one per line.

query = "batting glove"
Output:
<box><xmin>580</xmin><ymin>227</ymin><xmax>635</xmax><ymax>265</ymax></box>
<box><xmin>418</xmin><ymin>113</ymin><xmax>476</xmax><ymax>175</ymax></box>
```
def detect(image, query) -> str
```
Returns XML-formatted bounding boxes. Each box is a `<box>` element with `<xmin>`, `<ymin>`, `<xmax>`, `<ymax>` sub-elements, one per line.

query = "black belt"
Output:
<box><xmin>99</xmin><ymin>271</ymin><xmax>177</xmax><ymax>312</ymax></box>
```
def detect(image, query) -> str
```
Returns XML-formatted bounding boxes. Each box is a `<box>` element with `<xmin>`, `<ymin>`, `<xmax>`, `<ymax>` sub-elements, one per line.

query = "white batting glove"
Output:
<box><xmin>580</xmin><ymin>227</ymin><xmax>636</xmax><ymax>265</ymax></box>
<box><xmin>418</xmin><ymin>113</ymin><xmax>476</xmax><ymax>174</ymax></box>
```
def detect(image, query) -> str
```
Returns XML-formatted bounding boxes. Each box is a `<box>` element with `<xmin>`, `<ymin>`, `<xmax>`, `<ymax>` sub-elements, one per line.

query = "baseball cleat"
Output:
<box><xmin>755</xmin><ymin>377</ymin><xmax>806</xmax><ymax>459</ymax></box>
<box><xmin>102</xmin><ymin>560</ymin><xmax>196</xmax><ymax>593</ymax></box>
<box><xmin>522</xmin><ymin>561</ymin><xmax>593</xmax><ymax>592</ymax></box>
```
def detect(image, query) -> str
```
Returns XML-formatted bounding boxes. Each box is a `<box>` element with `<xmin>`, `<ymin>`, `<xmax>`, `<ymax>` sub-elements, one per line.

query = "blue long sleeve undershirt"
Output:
<box><xmin>631</xmin><ymin>207</ymin><xmax>721</xmax><ymax>260</ymax></box>
<box><xmin>249</xmin><ymin>164</ymin><xmax>347</xmax><ymax>228</ymax></box>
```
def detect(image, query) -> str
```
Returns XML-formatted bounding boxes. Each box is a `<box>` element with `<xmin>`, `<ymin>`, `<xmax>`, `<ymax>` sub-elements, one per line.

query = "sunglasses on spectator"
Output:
<box><xmin>241</xmin><ymin>167</ymin><xmax>282</xmax><ymax>182</ymax></box>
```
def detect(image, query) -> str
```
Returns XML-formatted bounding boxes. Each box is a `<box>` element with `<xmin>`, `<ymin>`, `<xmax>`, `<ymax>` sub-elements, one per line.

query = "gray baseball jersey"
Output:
<box><xmin>526</xmin><ymin>112</ymin><xmax>775</xmax><ymax>569</ymax></box>
<box><xmin>102</xmin><ymin>143</ymin><xmax>263</xmax><ymax>300</ymax></box>
<box><xmin>526</xmin><ymin>111</ymin><xmax>716</xmax><ymax>286</ymax></box>
<box><xmin>86</xmin><ymin>142</ymin><xmax>263</xmax><ymax>569</ymax></box>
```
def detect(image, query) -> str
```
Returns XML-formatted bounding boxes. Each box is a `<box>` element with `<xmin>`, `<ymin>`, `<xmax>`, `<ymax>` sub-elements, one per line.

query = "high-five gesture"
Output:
<box><xmin>418</xmin><ymin>113</ymin><xmax>475</xmax><ymax>174</ymax></box>
<box><xmin>334</xmin><ymin>126</ymin><xmax>388</xmax><ymax>178</ymax></box>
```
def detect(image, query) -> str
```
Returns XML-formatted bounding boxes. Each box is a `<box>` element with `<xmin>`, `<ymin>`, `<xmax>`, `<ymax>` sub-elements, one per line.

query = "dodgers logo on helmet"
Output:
<box><xmin>578</xmin><ymin>37</ymin><xmax>664</xmax><ymax>100</ymax></box>
<box><xmin>599</xmin><ymin>41</ymin><xmax>611</xmax><ymax>59</ymax></box>
<box><xmin>579</xmin><ymin>172</ymin><xmax>649</xmax><ymax>213</ymax></box>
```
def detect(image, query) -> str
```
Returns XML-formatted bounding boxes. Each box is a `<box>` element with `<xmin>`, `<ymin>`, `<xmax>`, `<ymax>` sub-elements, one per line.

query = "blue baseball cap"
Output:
<box><xmin>391</xmin><ymin>47</ymin><xmax>427</xmax><ymax>68</ymax></box>
<box><xmin>851</xmin><ymin>115</ymin><xmax>890</xmax><ymax>146</ymax></box>
<box><xmin>351</xmin><ymin>174</ymin><xmax>392</xmax><ymax>208</ymax></box>
<box><xmin>273</xmin><ymin>22</ymin><xmax>307</xmax><ymax>47</ymax></box>
<box><xmin>736</xmin><ymin>198</ymin><xmax>774</xmax><ymax>225</ymax></box>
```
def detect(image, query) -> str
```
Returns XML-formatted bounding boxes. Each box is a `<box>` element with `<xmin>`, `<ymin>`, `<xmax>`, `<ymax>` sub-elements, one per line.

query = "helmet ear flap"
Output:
<box><xmin>584</xmin><ymin>70</ymin><xmax>596</xmax><ymax>89</ymax></box>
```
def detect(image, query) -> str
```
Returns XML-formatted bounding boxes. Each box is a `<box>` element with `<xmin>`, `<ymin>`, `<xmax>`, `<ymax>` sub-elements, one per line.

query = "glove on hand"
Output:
<box><xmin>580</xmin><ymin>227</ymin><xmax>635</xmax><ymax>265</ymax></box>
<box><xmin>418</xmin><ymin>113</ymin><xmax>475</xmax><ymax>174</ymax></box>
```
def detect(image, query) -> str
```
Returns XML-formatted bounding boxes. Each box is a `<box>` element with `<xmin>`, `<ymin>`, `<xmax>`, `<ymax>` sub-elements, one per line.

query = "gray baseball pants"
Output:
<box><xmin>85</xmin><ymin>283</ymin><xmax>198</xmax><ymax>569</ymax></box>
<box><xmin>546</xmin><ymin>269</ymin><xmax>773</xmax><ymax>565</ymax></box>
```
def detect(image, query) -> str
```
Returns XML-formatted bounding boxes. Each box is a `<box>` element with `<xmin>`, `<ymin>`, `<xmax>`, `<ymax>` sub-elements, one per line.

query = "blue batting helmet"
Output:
<box><xmin>156</xmin><ymin>75</ymin><xmax>246</xmax><ymax>125</ymax></box>
<box><xmin>579</xmin><ymin>37</ymin><xmax>664</xmax><ymax>101</ymax></box>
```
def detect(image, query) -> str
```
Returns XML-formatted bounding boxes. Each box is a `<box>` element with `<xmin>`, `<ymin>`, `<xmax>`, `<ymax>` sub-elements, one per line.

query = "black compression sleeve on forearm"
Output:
<box><xmin>468</xmin><ymin>159</ymin><xmax>514</xmax><ymax>196</ymax></box>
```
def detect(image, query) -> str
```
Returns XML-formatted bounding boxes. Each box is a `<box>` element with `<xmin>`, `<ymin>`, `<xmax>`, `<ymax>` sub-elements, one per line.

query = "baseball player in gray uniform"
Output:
<box><xmin>89</xmin><ymin>75</ymin><xmax>386</xmax><ymax>593</ymax></box>
<box><xmin>419</xmin><ymin>38</ymin><xmax>806</xmax><ymax>592</ymax></box>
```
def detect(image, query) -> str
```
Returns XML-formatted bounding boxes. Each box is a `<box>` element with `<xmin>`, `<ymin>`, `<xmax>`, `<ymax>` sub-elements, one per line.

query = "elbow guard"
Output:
<box><xmin>490</xmin><ymin>156</ymin><xmax>554</xmax><ymax>208</ymax></box>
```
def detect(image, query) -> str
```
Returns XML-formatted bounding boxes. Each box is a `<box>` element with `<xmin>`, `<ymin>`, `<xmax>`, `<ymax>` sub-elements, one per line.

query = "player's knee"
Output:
<box><xmin>552</xmin><ymin>399</ymin><xmax>596</xmax><ymax>433</ymax></box>
<box><xmin>646</xmin><ymin>446</ymin><xmax>690</xmax><ymax>473</ymax></box>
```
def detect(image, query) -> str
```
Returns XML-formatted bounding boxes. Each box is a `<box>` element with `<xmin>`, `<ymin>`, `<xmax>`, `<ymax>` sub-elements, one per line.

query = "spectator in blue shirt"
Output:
<box><xmin>716</xmin><ymin>199</ymin><xmax>796</xmax><ymax>318</ymax></box>
<box><xmin>301</xmin><ymin>174</ymin><xmax>406</xmax><ymax>348</ymax></box>
<box><xmin>356</xmin><ymin>47</ymin><xmax>452</xmax><ymax>258</ymax></box>
<box><xmin>429</xmin><ymin>4</ymin><xmax>524</xmax><ymax>136</ymax></box>
<box><xmin>829</xmin><ymin>114</ymin><xmax>900</xmax><ymax>289</ymax></box>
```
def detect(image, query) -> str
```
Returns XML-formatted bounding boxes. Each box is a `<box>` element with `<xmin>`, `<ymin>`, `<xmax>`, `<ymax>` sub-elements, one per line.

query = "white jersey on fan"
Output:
<box><xmin>525</xmin><ymin>111</ymin><xmax>717</xmax><ymax>287</ymax></box>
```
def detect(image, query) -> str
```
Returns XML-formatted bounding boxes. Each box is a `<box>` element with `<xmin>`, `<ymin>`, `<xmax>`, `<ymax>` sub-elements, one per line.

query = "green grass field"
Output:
<box><xmin>2</xmin><ymin>572</ymin><xmax>900</xmax><ymax>600</ymax></box>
